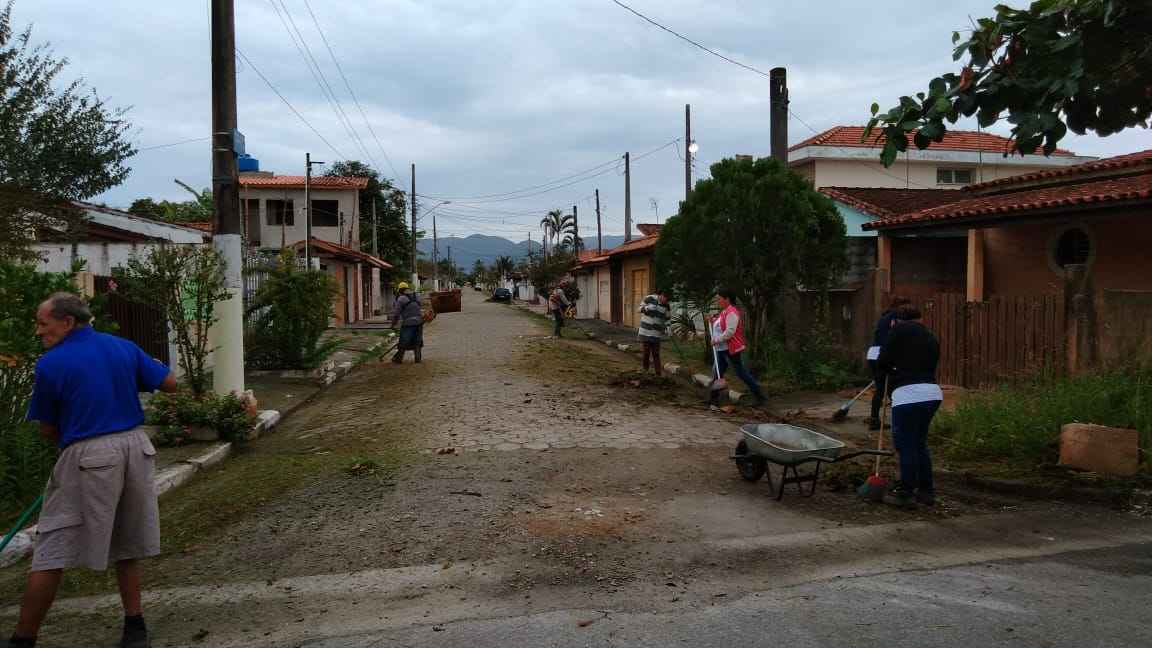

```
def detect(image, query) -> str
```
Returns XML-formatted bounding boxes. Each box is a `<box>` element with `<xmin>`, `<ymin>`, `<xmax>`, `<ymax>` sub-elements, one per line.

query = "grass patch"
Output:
<box><xmin>933</xmin><ymin>368</ymin><xmax>1152</xmax><ymax>470</ymax></box>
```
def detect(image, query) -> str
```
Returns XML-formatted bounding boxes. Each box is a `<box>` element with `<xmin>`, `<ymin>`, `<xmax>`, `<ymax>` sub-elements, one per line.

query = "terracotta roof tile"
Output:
<box><xmin>182</xmin><ymin>221</ymin><xmax>213</xmax><ymax>232</ymax></box>
<box><xmin>239</xmin><ymin>175</ymin><xmax>369</xmax><ymax>190</ymax></box>
<box><xmin>789</xmin><ymin>125</ymin><xmax>1075</xmax><ymax>156</ymax></box>
<box><xmin>635</xmin><ymin>223</ymin><xmax>663</xmax><ymax>237</ymax></box>
<box><xmin>290</xmin><ymin>238</ymin><xmax>392</xmax><ymax>269</ymax></box>
<box><xmin>966</xmin><ymin>149</ymin><xmax>1152</xmax><ymax>192</ymax></box>
<box><xmin>819</xmin><ymin>187</ymin><xmax>966</xmax><ymax>220</ymax></box>
<box><xmin>606</xmin><ymin>234</ymin><xmax>658</xmax><ymax>257</ymax></box>
<box><xmin>864</xmin><ymin>172</ymin><xmax>1152</xmax><ymax>230</ymax></box>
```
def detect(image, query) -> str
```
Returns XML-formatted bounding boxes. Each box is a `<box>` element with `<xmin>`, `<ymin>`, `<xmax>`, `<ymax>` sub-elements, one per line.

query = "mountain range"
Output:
<box><xmin>416</xmin><ymin>234</ymin><xmax>629</xmax><ymax>270</ymax></box>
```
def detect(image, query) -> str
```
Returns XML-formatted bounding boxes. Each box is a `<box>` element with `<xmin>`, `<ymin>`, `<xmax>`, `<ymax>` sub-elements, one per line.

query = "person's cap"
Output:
<box><xmin>397</xmin><ymin>282</ymin><xmax>410</xmax><ymax>290</ymax></box>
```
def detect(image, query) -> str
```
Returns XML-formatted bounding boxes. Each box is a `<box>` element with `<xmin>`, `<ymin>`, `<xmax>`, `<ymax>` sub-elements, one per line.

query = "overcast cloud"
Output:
<box><xmin>19</xmin><ymin>0</ymin><xmax>1152</xmax><ymax>244</ymax></box>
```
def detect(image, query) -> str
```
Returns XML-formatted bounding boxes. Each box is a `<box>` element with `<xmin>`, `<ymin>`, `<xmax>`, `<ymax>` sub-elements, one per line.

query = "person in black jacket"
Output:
<box><xmin>876</xmin><ymin>304</ymin><xmax>942</xmax><ymax>509</ymax></box>
<box><xmin>866</xmin><ymin>296</ymin><xmax>910</xmax><ymax>430</ymax></box>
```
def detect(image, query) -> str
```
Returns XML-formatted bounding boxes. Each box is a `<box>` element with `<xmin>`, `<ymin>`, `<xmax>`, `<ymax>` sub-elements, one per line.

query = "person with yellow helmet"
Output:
<box><xmin>390</xmin><ymin>282</ymin><xmax>424</xmax><ymax>363</ymax></box>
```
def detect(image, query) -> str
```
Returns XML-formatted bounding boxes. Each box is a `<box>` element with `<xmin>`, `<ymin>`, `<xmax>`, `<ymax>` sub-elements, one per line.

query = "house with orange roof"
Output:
<box><xmin>238</xmin><ymin>170</ymin><xmax>386</xmax><ymax>324</ymax></box>
<box><xmin>789</xmin><ymin>125</ymin><xmax>1096</xmax><ymax>190</ymax></box>
<box><xmin>862</xmin><ymin>149</ymin><xmax>1152</xmax><ymax>382</ymax></box>
<box><xmin>570</xmin><ymin>224</ymin><xmax>662</xmax><ymax>328</ymax></box>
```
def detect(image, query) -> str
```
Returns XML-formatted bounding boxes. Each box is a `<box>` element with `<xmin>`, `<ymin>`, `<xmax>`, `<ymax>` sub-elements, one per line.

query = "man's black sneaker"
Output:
<box><xmin>4</xmin><ymin>637</ymin><xmax>39</xmax><ymax>648</ymax></box>
<box><xmin>882</xmin><ymin>489</ymin><xmax>917</xmax><ymax>510</ymax></box>
<box><xmin>916</xmin><ymin>491</ymin><xmax>936</xmax><ymax>507</ymax></box>
<box><xmin>866</xmin><ymin>417</ymin><xmax>881</xmax><ymax>431</ymax></box>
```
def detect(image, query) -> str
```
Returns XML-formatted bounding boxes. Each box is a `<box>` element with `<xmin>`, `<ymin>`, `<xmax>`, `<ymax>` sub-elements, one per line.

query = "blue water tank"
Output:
<box><xmin>238</xmin><ymin>154</ymin><xmax>260</xmax><ymax>172</ymax></box>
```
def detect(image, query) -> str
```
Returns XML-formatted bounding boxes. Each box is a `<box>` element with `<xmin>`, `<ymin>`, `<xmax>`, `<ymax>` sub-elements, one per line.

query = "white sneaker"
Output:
<box><xmin>709</xmin><ymin>404</ymin><xmax>721</xmax><ymax>412</ymax></box>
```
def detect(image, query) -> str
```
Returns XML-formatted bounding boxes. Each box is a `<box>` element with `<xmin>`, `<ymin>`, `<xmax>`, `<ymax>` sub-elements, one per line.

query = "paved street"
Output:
<box><xmin>3</xmin><ymin>291</ymin><xmax>1150</xmax><ymax>647</ymax></box>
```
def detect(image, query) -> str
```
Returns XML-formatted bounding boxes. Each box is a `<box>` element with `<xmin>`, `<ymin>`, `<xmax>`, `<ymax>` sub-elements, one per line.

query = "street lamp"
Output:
<box><xmin>687</xmin><ymin>140</ymin><xmax>699</xmax><ymax>154</ymax></box>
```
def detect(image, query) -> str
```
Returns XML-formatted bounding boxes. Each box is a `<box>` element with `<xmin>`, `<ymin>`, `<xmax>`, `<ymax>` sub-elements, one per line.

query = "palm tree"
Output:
<box><xmin>494</xmin><ymin>255</ymin><xmax>514</xmax><ymax>282</ymax></box>
<box><xmin>540</xmin><ymin>209</ymin><xmax>565</xmax><ymax>256</ymax></box>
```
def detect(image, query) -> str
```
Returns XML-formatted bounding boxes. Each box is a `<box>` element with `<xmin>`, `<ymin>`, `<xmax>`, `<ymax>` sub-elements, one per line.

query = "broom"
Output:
<box><xmin>856</xmin><ymin>383</ymin><xmax>890</xmax><ymax>501</ymax></box>
<box><xmin>830</xmin><ymin>380</ymin><xmax>875</xmax><ymax>422</ymax></box>
<box><xmin>709</xmin><ymin>345</ymin><xmax>727</xmax><ymax>391</ymax></box>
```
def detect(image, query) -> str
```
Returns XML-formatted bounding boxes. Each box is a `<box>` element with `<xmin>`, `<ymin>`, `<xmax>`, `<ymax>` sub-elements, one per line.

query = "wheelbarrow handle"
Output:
<box><xmin>833</xmin><ymin>449</ymin><xmax>895</xmax><ymax>462</ymax></box>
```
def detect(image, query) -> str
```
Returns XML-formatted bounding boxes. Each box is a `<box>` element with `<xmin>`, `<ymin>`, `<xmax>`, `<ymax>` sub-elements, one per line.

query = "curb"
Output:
<box><xmin>0</xmin><ymin>409</ymin><xmax>282</xmax><ymax>568</ymax></box>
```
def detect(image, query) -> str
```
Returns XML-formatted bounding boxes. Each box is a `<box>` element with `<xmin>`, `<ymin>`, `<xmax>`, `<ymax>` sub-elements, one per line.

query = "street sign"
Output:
<box><xmin>230</xmin><ymin>129</ymin><xmax>246</xmax><ymax>156</ymax></box>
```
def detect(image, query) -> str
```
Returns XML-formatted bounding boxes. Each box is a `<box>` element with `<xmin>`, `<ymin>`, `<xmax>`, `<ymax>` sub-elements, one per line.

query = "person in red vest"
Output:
<box><xmin>709</xmin><ymin>288</ymin><xmax>766</xmax><ymax>408</ymax></box>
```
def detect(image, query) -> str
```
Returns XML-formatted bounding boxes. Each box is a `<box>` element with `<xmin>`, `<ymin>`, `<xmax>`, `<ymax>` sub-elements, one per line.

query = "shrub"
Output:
<box><xmin>0</xmin><ymin>261</ymin><xmax>81</xmax><ymax>518</ymax></box>
<box><xmin>933</xmin><ymin>368</ymin><xmax>1152</xmax><ymax>467</ymax></box>
<box><xmin>148</xmin><ymin>391</ymin><xmax>255</xmax><ymax>444</ymax></box>
<box><xmin>245</xmin><ymin>250</ymin><xmax>339</xmax><ymax>370</ymax></box>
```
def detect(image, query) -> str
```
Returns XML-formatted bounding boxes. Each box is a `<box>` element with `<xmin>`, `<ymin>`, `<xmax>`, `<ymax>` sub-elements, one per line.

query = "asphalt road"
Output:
<box><xmin>304</xmin><ymin>543</ymin><xmax>1152</xmax><ymax>648</ymax></box>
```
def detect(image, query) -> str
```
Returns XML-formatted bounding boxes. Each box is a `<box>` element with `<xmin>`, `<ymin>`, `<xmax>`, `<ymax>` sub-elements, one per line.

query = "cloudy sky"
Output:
<box><xmin>20</xmin><ymin>0</ymin><xmax>1151</xmax><ymax>243</ymax></box>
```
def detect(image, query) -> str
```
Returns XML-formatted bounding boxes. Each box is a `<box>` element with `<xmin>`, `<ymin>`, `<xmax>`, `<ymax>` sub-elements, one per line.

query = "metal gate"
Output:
<box><xmin>93</xmin><ymin>276</ymin><xmax>170</xmax><ymax>364</ymax></box>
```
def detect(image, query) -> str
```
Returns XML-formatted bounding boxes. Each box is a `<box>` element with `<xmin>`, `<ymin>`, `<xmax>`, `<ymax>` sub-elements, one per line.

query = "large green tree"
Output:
<box><xmin>655</xmin><ymin>156</ymin><xmax>846</xmax><ymax>362</ymax></box>
<box><xmin>325</xmin><ymin>160</ymin><xmax>411</xmax><ymax>275</ymax></box>
<box><xmin>865</xmin><ymin>0</ymin><xmax>1152</xmax><ymax>166</ymax></box>
<box><xmin>0</xmin><ymin>0</ymin><xmax>135</xmax><ymax>260</ymax></box>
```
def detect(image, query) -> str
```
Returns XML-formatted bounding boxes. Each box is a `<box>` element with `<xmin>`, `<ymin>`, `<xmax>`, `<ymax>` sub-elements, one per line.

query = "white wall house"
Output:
<box><xmin>788</xmin><ymin>126</ymin><xmax>1096</xmax><ymax>190</ymax></box>
<box><xmin>34</xmin><ymin>202</ymin><xmax>206</xmax><ymax>275</ymax></box>
<box><xmin>238</xmin><ymin>172</ymin><xmax>389</xmax><ymax>323</ymax></box>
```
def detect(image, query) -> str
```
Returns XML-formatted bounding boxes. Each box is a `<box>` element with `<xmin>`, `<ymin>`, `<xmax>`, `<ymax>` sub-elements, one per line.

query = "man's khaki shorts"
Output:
<box><xmin>32</xmin><ymin>428</ymin><xmax>160</xmax><ymax>571</ymax></box>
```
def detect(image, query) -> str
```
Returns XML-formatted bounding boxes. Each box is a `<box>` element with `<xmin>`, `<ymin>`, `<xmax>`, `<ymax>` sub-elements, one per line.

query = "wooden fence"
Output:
<box><xmin>921</xmin><ymin>293</ymin><xmax>1065</xmax><ymax>388</ymax></box>
<box><xmin>93</xmin><ymin>276</ymin><xmax>170</xmax><ymax>365</ymax></box>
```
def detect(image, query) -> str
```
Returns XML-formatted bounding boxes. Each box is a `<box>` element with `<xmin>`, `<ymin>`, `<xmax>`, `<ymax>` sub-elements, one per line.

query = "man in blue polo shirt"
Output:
<box><xmin>6</xmin><ymin>292</ymin><xmax>176</xmax><ymax>648</ymax></box>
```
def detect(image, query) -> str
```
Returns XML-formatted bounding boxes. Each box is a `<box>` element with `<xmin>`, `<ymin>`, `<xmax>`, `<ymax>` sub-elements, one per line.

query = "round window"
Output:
<box><xmin>1053</xmin><ymin>227</ymin><xmax>1092</xmax><ymax>268</ymax></box>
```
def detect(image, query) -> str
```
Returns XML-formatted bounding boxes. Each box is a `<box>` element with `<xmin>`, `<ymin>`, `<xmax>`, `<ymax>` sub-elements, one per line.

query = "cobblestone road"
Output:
<box><xmin>399</xmin><ymin>291</ymin><xmax>737</xmax><ymax>453</ymax></box>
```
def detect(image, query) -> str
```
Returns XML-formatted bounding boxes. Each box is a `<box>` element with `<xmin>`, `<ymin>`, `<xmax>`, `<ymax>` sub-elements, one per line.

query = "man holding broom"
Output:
<box><xmin>6</xmin><ymin>293</ymin><xmax>176</xmax><ymax>648</ymax></box>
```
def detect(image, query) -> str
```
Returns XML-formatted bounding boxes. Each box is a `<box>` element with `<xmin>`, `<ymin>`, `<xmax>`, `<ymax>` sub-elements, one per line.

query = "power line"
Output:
<box><xmin>235</xmin><ymin>48</ymin><xmax>350</xmax><ymax>160</ymax></box>
<box><xmin>302</xmin><ymin>0</ymin><xmax>402</xmax><ymax>182</ymax></box>
<box><xmin>134</xmin><ymin>136</ymin><xmax>212</xmax><ymax>153</ymax></box>
<box><xmin>421</xmin><ymin>157</ymin><xmax>623</xmax><ymax>202</ymax></box>
<box><xmin>426</xmin><ymin>139</ymin><xmax>680</xmax><ymax>205</ymax></box>
<box><xmin>268</xmin><ymin>0</ymin><xmax>377</xmax><ymax>166</ymax></box>
<box><xmin>610</xmin><ymin>0</ymin><xmax>772</xmax><ymax>78</ymax></box>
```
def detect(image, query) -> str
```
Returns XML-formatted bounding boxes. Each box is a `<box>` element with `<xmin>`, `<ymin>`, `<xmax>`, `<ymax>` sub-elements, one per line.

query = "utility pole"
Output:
<box><xmin>595</xmin><ymin>188</ymin><xmax>602</xmax><ymax>254</ymax></box>
<box><xmin>432</xmin><ymin>205</ymin><xmax>439</xmax><ymax>291</ymax></box>
<box><xmin>685</xmin><ymin>103</ymin><xmax>692</xmax><ymax>201</ymax></box>
<box><xmin>371</xmin><ymin>192</ymin><xmax>378</xmax><ymax>257</ymax></box>
<box><xmin>572</xmin><ymin>204</ymin><xmax>579</xmax><ymax>252</ymax></box>
<box><xmin>304</xmin><ymin>153</ymin><xmax>325</xmax><ymax>267</ymax></box>
<box><xmin>770</xmin><ymin>67</ymin><xmax>788</xmax><ymax>164</ymax></box>
<box><xmin>624</xmin><ymin>151</ymin><xmax>632</xmax><ymax>242</ymax></box>
<box><xmin>410</xmin><ymin>163</ymin><xmax>418</xmax><ymax>289</ymax></box>
<box><xmin>210</xmin><ymin>0</ymin><xmax>244</xmax><ymax>396</ymax></box>
<box><xmin>446</xmin><ymin>245</ymin><xmax>452</xmax><ymax>288</ymax></box>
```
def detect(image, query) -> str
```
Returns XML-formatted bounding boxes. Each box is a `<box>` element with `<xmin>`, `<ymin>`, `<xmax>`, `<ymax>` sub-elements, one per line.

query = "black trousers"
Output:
<box><xmin>552</xmin><ymin>310</ymin><xmax>564</xmax><ymax>336</ymax></box>
<box><xmin>868</xmin><ymin>360</ymin><xmax>888</xmax><ymax>420</ymax></box>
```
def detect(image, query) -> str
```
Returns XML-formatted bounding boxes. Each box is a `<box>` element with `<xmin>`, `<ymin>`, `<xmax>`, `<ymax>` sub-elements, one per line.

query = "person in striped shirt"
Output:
<box><xmin>637</xmin><ymin>289</ymin><xmax>671</xmax><ymax>375</ymax></box>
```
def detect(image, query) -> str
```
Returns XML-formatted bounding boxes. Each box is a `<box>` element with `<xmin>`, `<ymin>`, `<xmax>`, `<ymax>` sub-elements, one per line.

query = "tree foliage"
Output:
<box><xmin>0</xmin><ymin>1</ymin><xmax>135</xmax><ymax>261</ymax></box>
<box><xmin>244</xmin><ymin>250</ymin><xmax>339</xmax><ymax>371</ymax></box>
<box><xmin>0</xmin><ymin>260</ymin><xmax>79</xmax><ymax>515</ymax></box>
<box><xmin>865</xmin><ymin>0</ymin><xmax>1152</xmax><ymax>166</ymax></box>
<box><xmin>655</xmin><ymin>157</ymin><xmax>846</xmax><ymax>361</ymax></box>
<box><xmin>128</xmin><ymin>189</ymin><xmax>213</xmax><ymax>224</ymax></box>
<box><xmin>325</xmin><ymin>160</ymin><xmax>411</xmax><ymax>276</ymax></box>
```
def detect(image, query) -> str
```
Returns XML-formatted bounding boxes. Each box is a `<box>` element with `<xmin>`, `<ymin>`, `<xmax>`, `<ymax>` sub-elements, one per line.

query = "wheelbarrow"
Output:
<box><xmin>730</xmin><ymin>423</ymin><xmax>893</xmax><ymax>501</ymax></box>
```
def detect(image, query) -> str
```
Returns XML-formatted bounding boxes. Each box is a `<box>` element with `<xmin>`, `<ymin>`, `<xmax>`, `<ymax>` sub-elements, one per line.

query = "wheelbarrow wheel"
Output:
<box><xmin>734</xmin><ymin>439</ymin><xmax>767</xmax><ymax>482</ymax></box>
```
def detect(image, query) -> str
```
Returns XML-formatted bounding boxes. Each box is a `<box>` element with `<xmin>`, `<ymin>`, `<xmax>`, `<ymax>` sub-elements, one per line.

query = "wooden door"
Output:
<box><xmin>629</xmin><ymin>268</ymin><xmax>648</xmax><ymax>328</ymax></box>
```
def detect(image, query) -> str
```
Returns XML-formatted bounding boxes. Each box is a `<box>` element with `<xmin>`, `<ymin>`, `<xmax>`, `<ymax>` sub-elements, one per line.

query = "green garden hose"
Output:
<box><xmin>0</xmin><ymin>495</ymin><xmax>42</xmax><ymax>555</ymax></box>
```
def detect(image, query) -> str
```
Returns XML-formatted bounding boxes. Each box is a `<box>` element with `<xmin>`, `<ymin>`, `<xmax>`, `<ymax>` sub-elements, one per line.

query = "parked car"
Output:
<box><xmin>491</xmin><ymin>287</ymin><xmax>512</xmax><ymax>302</ymax></box>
